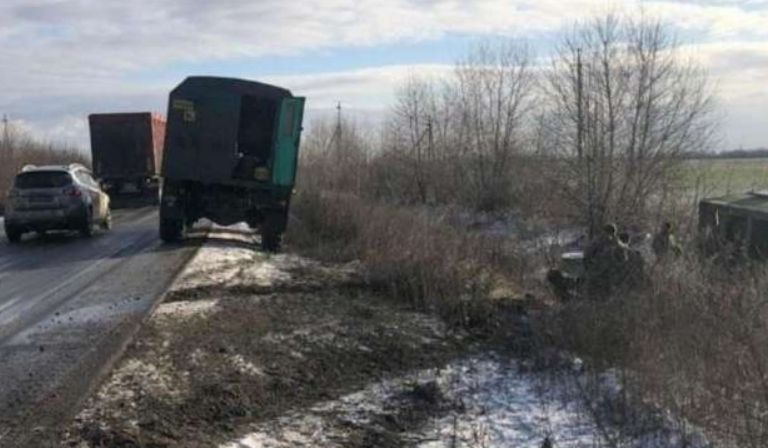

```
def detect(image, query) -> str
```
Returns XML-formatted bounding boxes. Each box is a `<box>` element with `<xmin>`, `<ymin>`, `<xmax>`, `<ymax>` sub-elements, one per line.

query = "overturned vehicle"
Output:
<box><xmin>159</xmin><ymin>76</ymin><xmax>305</xmax><ymax>251</ymax></box>
<box><xmin>699</xmin><ymin>191</ymin><xmax>768</xmax><ymax>258</ymax></box>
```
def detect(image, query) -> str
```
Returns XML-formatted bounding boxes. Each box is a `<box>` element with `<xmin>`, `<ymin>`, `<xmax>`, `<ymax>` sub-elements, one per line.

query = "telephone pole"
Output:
<box><xmin>576</xmin><ymin>48</ymin><xmax>595</xmax><ymax>237</ymax></box>
<box><xmin>334</xmin><ymin>102</ymin><xmax>342</xmax><ymax>156</ymax></box>
<box><xmin>1</xmin><ymin>114</ymin><xmax>9</xmax><ymax>162</ymax></box>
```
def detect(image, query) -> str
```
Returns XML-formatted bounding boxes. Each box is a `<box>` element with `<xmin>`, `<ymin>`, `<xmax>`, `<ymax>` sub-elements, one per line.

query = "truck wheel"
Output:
<box><xmin>261</xmin><ymin>231</ymin><xmax>281</xmax><ymax>253</ymax></box>
<box><xmin>5</xmin><ymin>225</ymin><xmax>22</xmax><ymax>244</ymax></box>
<box><xmin>160</xmin><ymin>218</ymin><xmax>184</xmax><ymax>242</ymax></box>
<box><xmin>260</xmin><ymin>212</ymin><xmax>284</xmax><ymax>252</ymax></box>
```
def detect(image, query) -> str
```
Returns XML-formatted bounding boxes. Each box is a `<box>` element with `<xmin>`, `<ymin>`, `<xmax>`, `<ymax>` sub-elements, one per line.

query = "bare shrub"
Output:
<box><xmin>286</xmin><ymin>190</ymin><xmax>528</xmax><ymax>329</ymax></box>
<box><xmin>537</xmin><ymin>15</ymin><xmax>717</xmax><ymax>234</ymax></box>
<box><xmin>541</xmin><ymin>255</ymin><xmax>768</xmax><ymax>447</ymax></box>
<box><xmin>379</xmin><ymin>41</ymin><xmax>534</xmax><ymax>211</ymax></box>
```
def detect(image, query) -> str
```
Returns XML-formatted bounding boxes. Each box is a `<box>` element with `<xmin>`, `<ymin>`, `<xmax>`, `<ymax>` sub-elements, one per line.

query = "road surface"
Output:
<box><xmin>0</xmin><ymin>207</ymin><xmax>202</xmax><ymax>445</ymax></box>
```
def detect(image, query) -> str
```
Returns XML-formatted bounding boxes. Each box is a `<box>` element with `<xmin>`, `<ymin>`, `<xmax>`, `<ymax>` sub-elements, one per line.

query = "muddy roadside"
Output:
<box><xmin>62</xmin><ymin>227</ymin><xmax>503</xmax><ymax>447</ymax></box>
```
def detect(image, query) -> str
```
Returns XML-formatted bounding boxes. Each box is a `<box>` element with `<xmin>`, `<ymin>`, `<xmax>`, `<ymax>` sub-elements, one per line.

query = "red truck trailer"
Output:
<box><xmin>88</xmin><ymin>112</ymin><xmax>165</xmax><ymax>201</ymax></box>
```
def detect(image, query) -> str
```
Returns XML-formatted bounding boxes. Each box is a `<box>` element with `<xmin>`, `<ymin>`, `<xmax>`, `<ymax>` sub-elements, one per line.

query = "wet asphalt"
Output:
<box><xmin>0</xmin><ymin>207</ymin><xmax>202</xmax><ymax>445</ymax></box>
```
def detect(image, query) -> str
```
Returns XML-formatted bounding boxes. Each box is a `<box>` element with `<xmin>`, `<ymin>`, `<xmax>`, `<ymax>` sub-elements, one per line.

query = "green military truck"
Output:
<box><xmin>159</xmin><ymin>76</ymin><xmax>305</xmax><ymax>251</ymax></box>
<box><xmin>699</xmin><ymin>191</ymin><xmax>768</xmax><ymax>258</ymax></box>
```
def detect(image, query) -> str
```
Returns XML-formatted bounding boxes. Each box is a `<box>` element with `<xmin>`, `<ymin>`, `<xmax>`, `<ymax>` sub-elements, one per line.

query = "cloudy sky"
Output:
<box><xmin>0</xmin><ymin>0</ymin><xmax>766</xmax><ymax>152</ymax></box>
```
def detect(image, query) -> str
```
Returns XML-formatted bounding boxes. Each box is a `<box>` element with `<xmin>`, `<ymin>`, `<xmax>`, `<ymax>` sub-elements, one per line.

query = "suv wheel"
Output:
<box><xmin>101</xmin><ymin>209</ymin><xmax>112</xmax><ymax>231</ymax></box>
<box><xmin>80</xmin><ymin>210</ymin><xmax>94</xmax><ymax>237</ymax></box>
<box><xmin>5</xmin><ymin>225</ymin><xmax>22</xmax><ymax>244</ymax></box>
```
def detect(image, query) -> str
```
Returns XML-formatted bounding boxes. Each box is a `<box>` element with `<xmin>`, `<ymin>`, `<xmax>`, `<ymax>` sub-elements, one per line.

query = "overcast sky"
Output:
<box><xmin>0</xmin><ymin>0</ymin><xmax>766</xmax><ymax>152</ymax></box>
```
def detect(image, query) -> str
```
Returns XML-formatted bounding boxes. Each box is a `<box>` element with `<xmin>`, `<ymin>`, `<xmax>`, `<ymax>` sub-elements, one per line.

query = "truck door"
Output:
<box><xmin>271</xmin><ymin>97</ymin><xmax>305</xmax><ymax>188</ymax></box>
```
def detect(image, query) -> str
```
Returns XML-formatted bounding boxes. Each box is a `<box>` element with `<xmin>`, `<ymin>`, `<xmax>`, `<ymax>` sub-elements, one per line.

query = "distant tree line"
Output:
<box><xmin>683</xmin><ymin>148</ymin><xmax>768</xmax><ymax>159</ymax></box>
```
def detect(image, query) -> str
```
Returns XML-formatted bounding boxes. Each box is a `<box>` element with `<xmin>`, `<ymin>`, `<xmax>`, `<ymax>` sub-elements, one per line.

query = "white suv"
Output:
<box><xmin>3</xmin><ymin>164</ymin><xmax>111</xmax><ymax>243</ymax></box>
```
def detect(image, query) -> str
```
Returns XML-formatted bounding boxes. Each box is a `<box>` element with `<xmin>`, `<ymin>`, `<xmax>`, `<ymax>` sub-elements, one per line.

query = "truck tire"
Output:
<box><xmin>260</xmin><ymin>212</ymin><xmax>284</xmax><ymax>252</ymax></box>
<box><xmin>5</xmin><ymin>225</ymin><xmax>22</xmax><ymax>244</ymax></box>
<box><xmin>261</xmin><ymin>231</ymin><xmax>281</xmax><ymax>253</ymax></box>
<box><xmin>160</xmin><ymin>217</ymin><xmax>184</xmax><ymax>242</ymax></box>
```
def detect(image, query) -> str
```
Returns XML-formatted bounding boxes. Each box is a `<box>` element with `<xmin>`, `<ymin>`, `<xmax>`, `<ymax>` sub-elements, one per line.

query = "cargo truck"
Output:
<box><xmin>88</xmin><ymin>112</ymin><xmax>165</xmax><ymax>201</ymax></box>
<box><xmin>159</xmin><ymin>76</ymin><xmax>305</xmax><ymax>251</ymax></box>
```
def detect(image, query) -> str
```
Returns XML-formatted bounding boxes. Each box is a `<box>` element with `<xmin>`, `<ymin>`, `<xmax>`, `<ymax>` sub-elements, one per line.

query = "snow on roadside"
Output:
<box><xmin>220</xmin><ymin>354</ymin><xmax>707</xmax><ymax>448</ymax></box>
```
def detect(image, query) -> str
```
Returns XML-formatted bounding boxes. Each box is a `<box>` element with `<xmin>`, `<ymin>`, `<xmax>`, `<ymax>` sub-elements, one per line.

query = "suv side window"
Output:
<box><xmin>73</xmin><ymin>171</ymin><xmax>87</xmax><ymax>187</ymax></box>
<box><xmin>84</xmin><ymin>172</ymin><xmax>98</xmax><ymax>189</ymax></box>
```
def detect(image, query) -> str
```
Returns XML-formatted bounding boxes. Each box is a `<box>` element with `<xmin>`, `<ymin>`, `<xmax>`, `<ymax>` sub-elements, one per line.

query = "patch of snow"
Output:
<box><xmin>154</xmin><ymin>299</ymin><xmax>219</xmax><ymax>318</ymax></box>
<box><xmin>77</xmin><ymin>357</ymin><xmax>187</xmax><ymax>426</ymax></box>
<box><xmin>173</xmin><ymin>244</ymin><xmax>254</xmax><ymax>290</ymax></box>
<box><xmin>220</xmin><ymin>355</ymin><xmax>711</xmax><ymax>448</ymax></box>
<box><xmin>228</xmin><ymin>354</ymin><xmax>265</xmax><ymax>377</ymax></box>
<box><xmin>238</xmin><ymin>254</ymin><xmax>293</xmax><ymax>286</ymax></box>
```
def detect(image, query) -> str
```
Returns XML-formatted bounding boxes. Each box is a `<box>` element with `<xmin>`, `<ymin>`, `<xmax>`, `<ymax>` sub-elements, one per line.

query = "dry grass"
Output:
<box><xmin>540</xmin><ymin>255</ymin><xmax>768</xmax><ymax>447</ymax></box>
<box><xmin>286</xmin><ymin>190</ymin><xmax>532</xmax><ymax>331</ymax></box>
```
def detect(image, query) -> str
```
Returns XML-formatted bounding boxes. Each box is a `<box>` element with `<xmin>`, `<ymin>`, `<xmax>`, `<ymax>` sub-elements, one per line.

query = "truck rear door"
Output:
<box><xmin>271</xmin><ymin>97</ymin><xmax>305</xmax><ymax>188</ymax></box>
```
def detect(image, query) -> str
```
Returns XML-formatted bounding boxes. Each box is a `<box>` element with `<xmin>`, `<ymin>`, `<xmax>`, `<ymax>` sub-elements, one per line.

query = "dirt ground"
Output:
<box><xmin>58</xmin><ymin>227</ymin><xmax>711</xmax><ymax>448</ymax></box>
<box><xmin>63</xmin><ymin>228</ymin><xmax>477</xmax><ymax>447</ymax></box>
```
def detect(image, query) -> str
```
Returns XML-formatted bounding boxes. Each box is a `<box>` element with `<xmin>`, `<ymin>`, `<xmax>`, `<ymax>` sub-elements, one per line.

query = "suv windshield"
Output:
<box><xmin>14</xmin><ymin>171</ymin><xmax>73</xmax><ymax>189</ymax></box>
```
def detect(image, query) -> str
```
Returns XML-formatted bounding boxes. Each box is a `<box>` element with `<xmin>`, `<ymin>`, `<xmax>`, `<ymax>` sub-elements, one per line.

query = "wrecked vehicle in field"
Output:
<box><xmin>159</xmin><ymin>76</ymin><xmax>305</xmax><ymax>251</ymax></box>
<box><xmin>546</xmin><ymin>232</ymin><xmax>651</xmax><ymax>301</ymax></box>
<box><xmin>88</xmin><ymin>112</ymin><xmax>165</xmax><ymax>201</ymax></box>
<box><xmin>699</xmin><ymin>191</ymin><xmax>768</xmax><ymax>258</ymax></box>
<box><xmin>547</xmin><ymin>252</ymin><xmax>585</xmax><ymax>301</ymax></box>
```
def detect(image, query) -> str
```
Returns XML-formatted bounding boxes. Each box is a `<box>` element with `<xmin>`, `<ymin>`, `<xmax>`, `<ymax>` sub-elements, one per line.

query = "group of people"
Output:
<box><xmin>548</xmin><ymin>221</ymin><xmax>681</xmax><ymax>301</ymax></box>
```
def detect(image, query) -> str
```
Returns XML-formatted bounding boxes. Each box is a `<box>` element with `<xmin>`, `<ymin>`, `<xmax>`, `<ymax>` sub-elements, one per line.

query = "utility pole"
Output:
<box><xmin>334</xmin><ymin>102</ymin><xmax>343</xmax><ymax>158</ymax></box>
<box><xmin>577</xmin><ymin>48</ymin><xmax>595</xmax><ymax>238</ymax></box>
<box><xmin>1</xmin><ymin>114</ymin><xmax>9</xmax><ymax>163</ymax></box>
<box><xmin>426</xmin><ymin>115</ymin><xmax>433</xmax><ymax>160</ymax></box>
<box><xmin>576</xmin><ymin>50</ymin><xmax>583</xmax><ymax>160</ymax></box>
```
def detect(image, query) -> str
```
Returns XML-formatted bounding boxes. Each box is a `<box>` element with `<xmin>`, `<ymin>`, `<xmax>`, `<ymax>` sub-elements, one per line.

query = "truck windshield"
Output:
<box><xmin>14</xmin><ymin>171</ymin><xmax>73</xmax><ymax>189</ymax></box>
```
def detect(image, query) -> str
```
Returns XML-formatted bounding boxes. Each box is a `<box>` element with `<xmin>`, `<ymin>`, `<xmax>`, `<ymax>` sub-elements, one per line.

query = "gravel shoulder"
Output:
<box><xmin>64</xmin><ymin>226</ymin><xmax>472</xmax><ymax>447</ymax></box>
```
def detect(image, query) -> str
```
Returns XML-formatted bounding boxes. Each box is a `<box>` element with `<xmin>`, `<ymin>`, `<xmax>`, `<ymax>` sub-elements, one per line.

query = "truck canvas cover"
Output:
<box><xmin>700</xmin><ymin>191</ymin><xmax>768</xmax><ymax>257</ymax></box>
<box><xmin>162</xmin><ymin>76</ymin><xmax>305</xmax><ymax>190</ymax></box>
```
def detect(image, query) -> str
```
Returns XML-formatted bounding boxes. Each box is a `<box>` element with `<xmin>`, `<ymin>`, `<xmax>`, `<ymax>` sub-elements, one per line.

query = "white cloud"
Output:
<box><xmin>0</xmin><ymin>0</ymin><xmax>766</xmax><ymax>150</ymax></box>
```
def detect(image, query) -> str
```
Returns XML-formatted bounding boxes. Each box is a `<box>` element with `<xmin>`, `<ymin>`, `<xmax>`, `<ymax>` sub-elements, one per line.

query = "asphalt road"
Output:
<box><xmin>0</xmin><ymin>207</ymin><xmax>202</xmax><ymax>446</ymax></box>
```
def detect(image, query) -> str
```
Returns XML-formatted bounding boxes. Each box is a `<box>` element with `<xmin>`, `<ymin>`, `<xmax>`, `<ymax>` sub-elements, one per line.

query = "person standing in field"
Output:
<box><xmin>618</xmin><ymin>231</ymin><xmax>648</xmax><ymax>289</ymax></box>
<box><xmin>652</xmin><ymin>221</ymin><xmax>682</xmax><ymax>258</ymax></box>
<box><xmin>584</xmin><ymin>223</ymin><xmax>626</xmax><ymax>300</ymax></box>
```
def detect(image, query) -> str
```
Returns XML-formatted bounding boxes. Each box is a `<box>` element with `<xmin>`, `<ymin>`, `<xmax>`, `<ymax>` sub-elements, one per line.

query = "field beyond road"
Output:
<box><xmin>683</xmin><ymin>158</ymin><xmax>768</xmax><ymax>197</ymax></box>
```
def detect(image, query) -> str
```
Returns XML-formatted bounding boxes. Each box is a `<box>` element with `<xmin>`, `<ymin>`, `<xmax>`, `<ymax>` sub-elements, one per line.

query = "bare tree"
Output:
<box><xmin>387</xmin><ymin>76</ymin><xmax>440</xmax><ymax>204</ymax></box>
<box><xmin>383</xmin><ymin>41</ymin><xmax>534</xmax><ymax>210</ymax></box>
<box><xmin>297</xmin><ymin>115</ymin><xmax>371</xmax><ymax>195</ymax></box>
<box><xmin>452</xmin><ymin>41</ymin><xmax>534</xmax><ymax>210</ymax></box>
<box><xmin>538</xmin><ymin>15</ymin><xmax>716</xmax><ymax>234</ymax></box>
